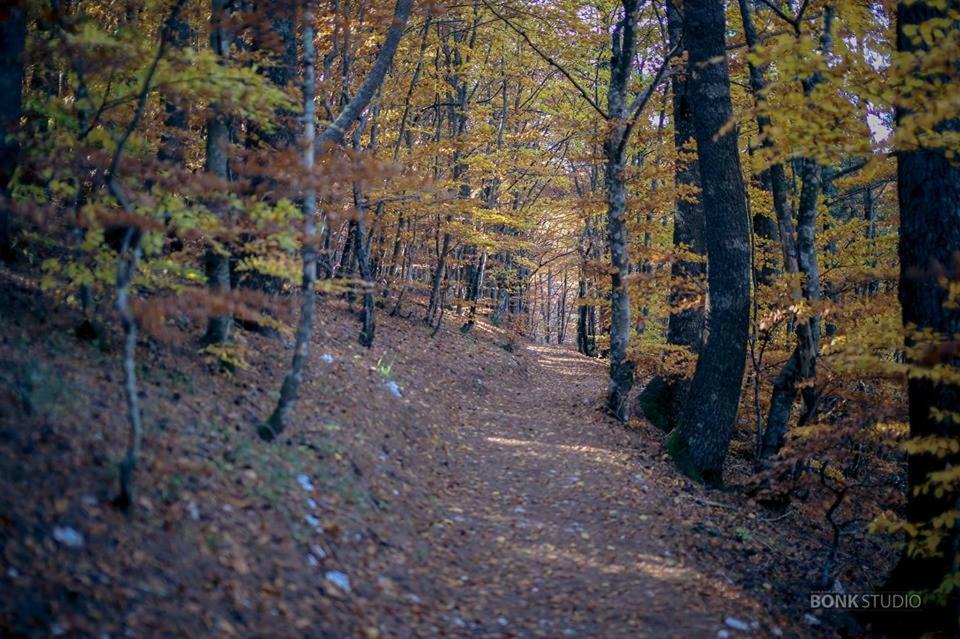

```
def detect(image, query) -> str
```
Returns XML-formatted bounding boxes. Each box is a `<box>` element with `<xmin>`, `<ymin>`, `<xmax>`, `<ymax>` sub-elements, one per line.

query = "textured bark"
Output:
<box><xmin>263</xmin><ymin>5</ymin><xmax>318</xmax><ymax>440</ymax></box>
<box><xmin>665</xmin><ymin>0</ymin><xmax>705</xmax><ymax>356</ymax></box>
<box><xmin>636</xmin><ymin>0</ymin><xmax>705</xmax><ymax>429</ymax></box>
<box><xmin>603</xmin><ymin>0</ymin><xmax>641</xmax><ymax>421</ymax></box>
<box><xmin>202</xmin><ymin>0</ymin><xmax>234</xmax><ymax>346</ymax></box>
<box><xmin>0</xmin><ymin>5</ymin><xmax>26</xmax><ymax>263</ymax></box>
<box><xmin>675</xmin><ymin>0</ymin><xmax>751</xmax><ymax>482</ymax></box>
<box><xmin>883</xmin><ymin>0</ymin><xmax>960</xmax><ymax>628</ymax></box>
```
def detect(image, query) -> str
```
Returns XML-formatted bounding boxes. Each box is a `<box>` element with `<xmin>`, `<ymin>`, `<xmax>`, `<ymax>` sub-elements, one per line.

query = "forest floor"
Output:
<box><xmin>0</xmin><ymin>268</ymin><xmax>894</xmax><ymax>638</ymax></box>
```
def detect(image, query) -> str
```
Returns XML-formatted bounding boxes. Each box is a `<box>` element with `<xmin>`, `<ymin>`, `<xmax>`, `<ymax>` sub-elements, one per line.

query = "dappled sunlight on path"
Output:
<box><xmin>417</xmin><ymin>342</ymin><xmax>766</xmax><ymax>638</ymax></box>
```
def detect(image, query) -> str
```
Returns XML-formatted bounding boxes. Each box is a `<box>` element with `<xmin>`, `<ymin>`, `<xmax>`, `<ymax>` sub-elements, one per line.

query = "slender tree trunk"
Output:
<box><xmin>202</xmin><ymin>0</ymin><xmax>234</xmax><ymax>345</ymax></box>
<box><xmin>604</xmin><ymin>0</ymin><xmax>641</xmax><ymax>421</ymax></box>
<box><xmin>557</xmin><ymin>269</ymin><xmax>569</xmax><ymax>344</ymax></box>
<box><xmin>0</xmin><ymin>5</ymin><xmax>26</xmax><ymax>263</ymax></box>
<box><xmin>262</xmin><ymin>4</ymin><xmax>318</xmax><ymax>440</ymax></box>
<box><xmin>674</xmin><ymin>0</ymin><xmax>751</xmax><ymax>483</ymax></box>
<box><xmin>883</xmin><ymin>0</ymin><xmax>960</xmax><ymax>630</ymax></box>
<box><xmin>317</xmin><ymin>0</ymin><xmax>414</xmax><ymax>147</ymax></box>
<box><xmin>106</xmin><ymin>0</ymin><xmax>187</xmax><ymax>507</ymax></box>
<box><xmin>265</xmin><ymin>0</ymin><xmax>411</xmax><ymax>437</ymax></box>
<box><xmin>353</xmin><ymin>181</ymin><xmax>376</xmax><ymax>346</ymax></box>
<box><xmin>760</xmin><ymin>8</ymin><xmax>834</xmax><ymax>458</ymax></box>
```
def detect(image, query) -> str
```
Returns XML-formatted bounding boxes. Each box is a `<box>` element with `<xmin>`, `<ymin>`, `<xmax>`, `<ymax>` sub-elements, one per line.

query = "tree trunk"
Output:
<box><xmin>604</xmin><ymin>0</ymin><xmax>641</xmax><ymax>421</ymax></box>
<box><xmin>202</xmin><ymin>0</ymin><xmax>234</xmax><ymax>346</ymax></box>
<box><xmin>883</xmin><ymin>0</ymin><xmax>960</xmax><ymax>630</ymax></box>
<box><xmin>674</xmin><ymin>0</ymin><xmax>751</xmax><ymax>483</ymax></box>
<box><xmin>760</xmin><ymin>8</ymin><xmax>834</xmax><ymax>459</ymax></box>
<box><xmin>262</xmin><ymin>4</ymin><xmax>318</xmax><ymax>440</ymax></box>
<box><xmin>635</xmin><ymin>0</ymin><xmax>705</xmax><ymax>430</ymax></box>
<box><xmin>353</xmin><ymin>181</ymin><xmax>376</xmax><ymax>347</ymax></box>
<box><xmin>0</xmin><ymin>5</ymin><xmax>26</xmax><ymax>263</ymax></box>
<box><xmin>317</xmin><ymin>0</ymin><xmax>414</xmax><ymax>148</ymax></box>
<box><xmin>264</xmin><ymin>0</ymin><xmax>411</xmax><ymax>437</ymax></box>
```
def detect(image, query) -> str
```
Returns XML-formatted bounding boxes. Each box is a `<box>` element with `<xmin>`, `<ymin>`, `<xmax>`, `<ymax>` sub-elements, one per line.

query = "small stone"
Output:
<box><xmin>311</xmin><ymin>544</ymin><xmax>327</xmax><ymax>559</ymax></box>
<box><xmin>325</xmin><ymin>571</ymin><xmax>351</xmax><ymax>593</ymax></box>
<box><xmin>497</xmin><ymin>617</ymin><xmax>508</xmax><ymax>626</ymax></box>
<box><xmin>717</xmin><ymin>631</ymin><xmax>730</xmax><ymax>639</ymax></box>
<box><xmin>804</xmin><ymin>613</ymin><xmax>821</xmax><ymax>626</ymax></box>
<box><xmin>305</xmin><ymin>514</ymin><xmax>321</xmax><ymax>528</ymax></box>
<box><xmin>52</xmin><ymin>526</ymin><xmax>84</xmax><ymax>548</ymax></box>
<box><xmin>724</xmin><ymin>617</ymin><xmax>750</xmax><ymax>631</ymax></box>
<box><xmin>187</xmin><ymin>503</ymin><xmax>200</xmax><ymax>521</ymax></box>
<box><xmin>321</xmin><ymin>353</ymin><xmax>335</xmax><ymax>363</ymax></box>
<box><xmin>297</xmin><ymin>474</ymin><xmax>315</xmax><ymax>492</ymax></box>
<box><xmin>385</xmin><ymin>380</ymin><xmax>402</xmax><ymax>398</ymax></box>
<box><xmin>307</xmin><ymin>554</ymin><xmax>319</xmax><ymax>567</ymax></box>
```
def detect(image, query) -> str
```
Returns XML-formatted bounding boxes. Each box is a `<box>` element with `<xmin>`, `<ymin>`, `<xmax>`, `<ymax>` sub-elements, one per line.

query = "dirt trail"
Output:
<box><xmin>415</xmin><ymin>343</ymin><xmax>739</xmax><ymax>638</ymax></box>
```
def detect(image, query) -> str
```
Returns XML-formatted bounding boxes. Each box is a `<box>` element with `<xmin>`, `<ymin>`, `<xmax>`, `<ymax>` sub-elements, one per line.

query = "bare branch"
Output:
<box><xmin>479</xmin><ymin>0</ymin><xmax>609</xmax><ymax>120</ymax></box>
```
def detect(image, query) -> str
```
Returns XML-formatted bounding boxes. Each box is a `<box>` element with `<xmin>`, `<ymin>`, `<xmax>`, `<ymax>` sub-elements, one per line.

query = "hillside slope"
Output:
<box><xmin>0</xmin><ymin>272</ymin><xmax>890</xmax><ymax>638</ymax></box>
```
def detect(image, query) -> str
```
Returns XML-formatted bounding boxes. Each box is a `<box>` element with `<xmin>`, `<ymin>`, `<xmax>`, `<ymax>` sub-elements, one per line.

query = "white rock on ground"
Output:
<box><xmin>52</xmin><ymin>526</ymin><xmax>84</xmax><ymax>548</ymax></box>
<box><xmin>325</xmin><ymin>571</ymin><xmax>351</xmax><ymax>593</ymax></box>
<box><xmin>724</xmin><ymin>617</ymin><xmax>750</xmax><ymax>631</ymax></box>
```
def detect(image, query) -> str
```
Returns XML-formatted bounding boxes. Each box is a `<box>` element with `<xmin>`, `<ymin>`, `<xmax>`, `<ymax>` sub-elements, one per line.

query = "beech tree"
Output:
<box><xmin>0</xmin><ymin>4</ymin><xmax>25</xmax><ymax>263</ymax></box>
<box><xmin>263</xmin><ymin>0</ymin><xmax>413</xmax><ymax>439</ymax></box>
<box><xmin>672</xmin><ymin>0</ymin><xmax>751</xmax><ymax>482</ymax></box>
<box><xmin>883</xmin><ymin>0</ymin><xmax>960</xmax><ymax>629</ymax></box>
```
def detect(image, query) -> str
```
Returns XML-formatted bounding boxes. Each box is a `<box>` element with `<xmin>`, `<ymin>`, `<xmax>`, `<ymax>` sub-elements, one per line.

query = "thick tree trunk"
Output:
<box><xmin>883</xmin><ymin>0</ymin><xmax>960</xmax><ymax>630</ymax></box>
<box><xmin>674</xmin><ymin>0</ymin><xmax>751</xmax><ymax>483</ymax></box>
<box><xmin>636</xmin><ymin>0</ymin><xmax>705</xmax><ymax>430</ymax></box>
<box><xmin>0</xmin><ymin>5</ymin><xmax>26</xmax><ymax>263</ymax></box>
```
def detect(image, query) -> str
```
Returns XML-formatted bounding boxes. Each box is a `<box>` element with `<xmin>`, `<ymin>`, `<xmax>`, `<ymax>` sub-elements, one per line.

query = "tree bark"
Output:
<box><xmin>0</xmin><ymin>5</ymin><xmax>26</xmax><ymax>263</ymax></box>
<box><xmin>635</xmin><ymin>0</ymin><xmax>705</xmax><ymax>430</ymax></box>
<box><xmin>883</xmin><ymin>0</ymin><xmax>960</xmax><ymax>629</ymax></box>
<box><xmin>603</xmin><ymin>0</ymin><xmax>641</xmax><ymax>421</ymax></box>
<box><xmin>202</xmin><ymin>0</ymin><xmax>234</xmax><ymax>346</ymax></box>
<box><xmin>674</xmin><ymin>0</ymin><xmax>751</xmax><ymax>483</ymax></box>
<box><xmin>263</xmin><ymin>3</ymin><xmax>319</xmax><ymax>440</ymax></box>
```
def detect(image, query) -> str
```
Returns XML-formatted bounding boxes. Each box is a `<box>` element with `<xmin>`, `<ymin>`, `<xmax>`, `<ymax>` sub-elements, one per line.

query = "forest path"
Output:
<box><xmin>416</xmin><ymin>342</ymin><xmax>729</xmax><ymax>638</ymax></box>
